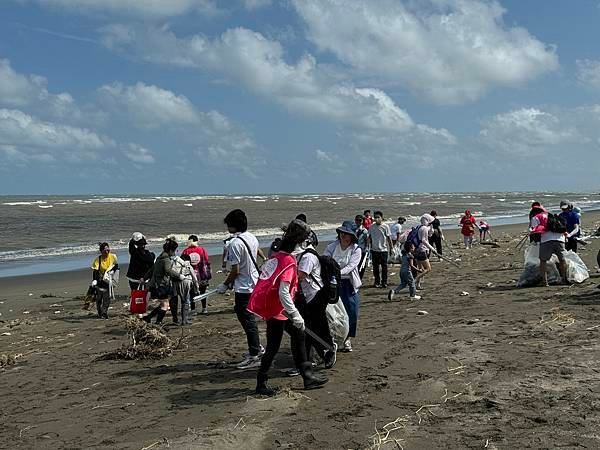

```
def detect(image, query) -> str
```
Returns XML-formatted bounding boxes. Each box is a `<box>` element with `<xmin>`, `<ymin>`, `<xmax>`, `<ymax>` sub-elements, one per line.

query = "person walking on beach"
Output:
<box><xmin>559</xmin><ymin>200</ymin><xmax>581</xmax><ymax>253</ymax></box>
<box><xmin>428</xmin><ymin>210</ymin><xmax>444</xmax><ymax>258</ymax></box>
<box><xmin>171</xmin><ymin>253</ymin><xmax>199</xmax><ymax>325</ymax></box>
<box><xmin>530</xmin><ymin>205</ymin><xmax>568</xmax><ymax>286</ymax></box>
<box><xmin>324</xmin><ymin>221</ymin><xmax>362</xmax><ymax>352</ymax></box>
<box><xmin>368</xmin><ymin>211</ymin><xmax>393</xmax><ymax>288</ymax></box>
<box><xmin>91</xmin><ymin>243</ymin><xmax>119</xmax><ymax>319</ymax></box>
<box><xmin>126</xmin><ymin>232</ymin><xmax>155</xmax><ymax>291</ymax></box>
<box><xmin>217</xmin><ymin>209</ymin><xmax>264</xmax><ymax>369</ymax></box>
<box><xmin>388</xmin><ymin>241</ymin><xmax>422</xmax><ymax>301</ymax></box>
<box><xmin>182</xmin><ymin>235</ymin><xmax>211</xmax><ymax>314</ymax></box>
<box><xmin>296</xmin><ymin>239</ymin><xmax>338</xmax><ymax>369</ymax></box>
<box><xmin>414</xmin><ymin>214</ymin><xmax>437</xmax><ymax>290</ymax></box>
<box><xmin>354</xmin><ymin>215</ymin><xmax>369</xmax><ymax>280</ymax></box>
<box><xmin>390</xmin><ymin>217</ymin><xmax>406</xmax><ymax>246</ymax></box>
<box><xmin>529</xmin><ymin>202</ymin><xmax>545</xmax><ymax>243</ymax></box>
<box><xmin>363</xmin><ymin>210</ymin><xmax>373</xmax><ymax>230</ymax></box>
<box><xmin>459</xmin><ymin>210</ymin><xmax>477</xmax><ymax>249</ymax></box>
<box><xmin>248</xmin><ymin>219</ymin><xmax>328</xmax><ymax>396</ymax></box>
<box><xmin>143</xmin><ymin>238</ymin><xmax>183</xmax><ymax>324</ymax></box>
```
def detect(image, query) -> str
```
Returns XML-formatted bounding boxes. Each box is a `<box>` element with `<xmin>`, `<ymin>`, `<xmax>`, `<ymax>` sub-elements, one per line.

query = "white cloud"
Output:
<box><xmin>293</xmin><ymin>0</ymin><xmax>558</xmax><ymax>105</ymax></box>
<box><xmin>0</xmin><ymin>58</ymin><xmax>100</xmax><ymax>124</ymax></box>
<box><xmin>100</xmin><ymin>25</ymin><xmax>415</xmax><ymax>134</ymax></box>
<box><xmin>98</xmin><ymin>82</ymin><xmax>200</xmax><ymax>129</ymax></box>
<box><xmin>124</xmin><ymin>143</ymin><xmax>155</xmax><ymax>164</ymax></box>
<box><xmin>14</xmin><ymin>0</ymin><xmax>220</xmax><ymax>20</ymax></box>
<box><xmin>0</xmin><ymin>108</ymin><xmax>112</xmax><ymax>162</ymax></box>
<box><xmin>576</xmin><ymin>59</ymin><xmax>600</xmax><ymax>90</ymax></box>
<box><xmin>479</xmin><ymin>107</ymin><xmax>580</xmax><ymax>156</ymax></box>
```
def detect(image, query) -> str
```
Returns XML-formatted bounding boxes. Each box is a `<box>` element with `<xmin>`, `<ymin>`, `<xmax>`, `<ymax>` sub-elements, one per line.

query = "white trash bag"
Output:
<box><xmin>517</xmin><ymin>244</ymin><xmax>561</xmax><ymax>287</ymax></box>
<box><xmin>564</xmin><ymin>251</ymin><xmax>589</xmax><ymax>283</ymax></box>
<box><xmin>390</xmin><ymin>244</ymin><xmax>402</xmax><ymax>264</ymax></box>
<box><xmin>326</xmin><ymin>299</ymin><xmax>349</xmax><ymax>347</ymax></box>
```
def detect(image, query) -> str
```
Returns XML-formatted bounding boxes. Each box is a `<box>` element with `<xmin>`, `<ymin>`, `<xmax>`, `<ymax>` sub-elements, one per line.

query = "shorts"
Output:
<box><xmin>415</xmin><ymin>249</ymin><xmax>429</xmax><ymax>262</ymax></box>
<box><xmin>539</xmin><ymin>240</ymin><xmax>566</xmax><ymax>262</ymax></box>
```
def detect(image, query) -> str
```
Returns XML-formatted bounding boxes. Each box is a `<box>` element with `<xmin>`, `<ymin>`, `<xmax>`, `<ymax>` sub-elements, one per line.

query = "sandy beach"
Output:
<box><xmin>1</xmin><ymin>215</ymin><xmax>600</xmax><ymax>449</ymax></box>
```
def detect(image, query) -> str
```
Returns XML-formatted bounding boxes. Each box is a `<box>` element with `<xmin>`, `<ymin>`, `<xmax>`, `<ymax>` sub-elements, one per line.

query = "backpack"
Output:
<box><xmin>406</xmin><ymin>225</ymin><xmax>422</xmax><ymax>248</ymax></box>
<box><xmin>300</xmin><ymin>248</ymin><xmax>342</xmax><ymax>303</ymax></box>
<box><xmin>546</xmin><ymin>213</ymin><xmax>567</xmax><ymax>233</ymax></box>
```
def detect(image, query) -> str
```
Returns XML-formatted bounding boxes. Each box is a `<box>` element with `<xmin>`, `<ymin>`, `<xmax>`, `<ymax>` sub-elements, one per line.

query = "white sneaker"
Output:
<box><xmin>201</xmin><ymin>308</ymin><xmax>208</xmax><ymax>315</ymax></box>
<box><xmin>241</xmin><ymin>345</ymin><xmax>265</xmax><ymax>359</ymax></box>
<box><xmin>236</xmin><ymin>355</ymin><xmax>262</xmax><ymax>370</ymax></box>
<box><xmin>411</xmin><ymin>295</ymin><xmax>422</xmax><ymax>300</ymax></box>
<box><xmin>342</xmin><ymin>339</ymin><xmax>352</xmax><ymax>352</ymax></box>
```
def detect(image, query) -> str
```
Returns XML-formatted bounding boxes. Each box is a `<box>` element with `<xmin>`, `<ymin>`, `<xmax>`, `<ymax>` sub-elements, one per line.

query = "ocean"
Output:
<box><xmin>1</xmin><ymin>192</ymin><xmax>598</xmax><ymax>278</ymax></box>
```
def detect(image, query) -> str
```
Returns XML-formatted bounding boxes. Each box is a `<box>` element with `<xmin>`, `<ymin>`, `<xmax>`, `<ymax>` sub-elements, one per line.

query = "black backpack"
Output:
<box><xmin>546</xmin><ymin>213</ymin><xmax>567</xmax><ymax>233</ymax></box>
<box><xmin>300</xmin><ymin>248</ymin><xmax>341</xmax><ymax>303</ymax></box>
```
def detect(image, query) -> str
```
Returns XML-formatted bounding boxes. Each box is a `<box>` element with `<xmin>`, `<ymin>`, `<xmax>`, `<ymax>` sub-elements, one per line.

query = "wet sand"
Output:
<box><xmin>1</xmin><ymin>216</ymin><xmax>600</xmax><ymax>449</ymax></box>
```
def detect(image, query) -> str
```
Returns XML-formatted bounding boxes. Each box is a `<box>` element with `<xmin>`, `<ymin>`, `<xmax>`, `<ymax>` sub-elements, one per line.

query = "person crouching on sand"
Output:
<box><xmin>247</xmin><ymin>219</ymin><xmax>328</xmax><ymax>396</ymax></box>
<box><xmin>142</xmin><ymin>238</ymin><xmax>182</xmax><ymax>324</ymax></box>
<box><xmin>91</xmin><ymin>243</ymin><xmax>119</xmax><ymax>319</ymax></box>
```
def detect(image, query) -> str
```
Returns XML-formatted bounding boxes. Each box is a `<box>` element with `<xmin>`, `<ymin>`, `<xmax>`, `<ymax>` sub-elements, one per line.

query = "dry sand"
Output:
<box><xmin>1</xmin><ymin>216</ymin><xmax>600</xmax><ymax>449</ymax></box>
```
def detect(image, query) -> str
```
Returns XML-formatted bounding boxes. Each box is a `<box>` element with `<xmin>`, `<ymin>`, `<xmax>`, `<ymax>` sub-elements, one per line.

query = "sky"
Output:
<box><xmin>0</xmin><ymin>0</ymin><xmax>599</xmax><ymax>194</ymax></box>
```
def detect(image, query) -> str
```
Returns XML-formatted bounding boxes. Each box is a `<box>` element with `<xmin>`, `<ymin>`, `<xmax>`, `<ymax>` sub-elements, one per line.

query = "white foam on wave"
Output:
<box><xmin>3</xmin><ymin>200</ymin><xmax>47</xmax><ymax>206</ymax></box>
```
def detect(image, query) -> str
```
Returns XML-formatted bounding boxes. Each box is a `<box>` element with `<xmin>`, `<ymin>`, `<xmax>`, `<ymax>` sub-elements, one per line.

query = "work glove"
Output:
<box><xmin>216</xmin><ymin>283</ymin><xmax>228</xmax><ymax>294</ymax></box>
<box><xmin>91</xmin><ymin>280</ymin><xmax>98</xmax><ymax>287</ymax></box>
<box><xmin>179</xmin><ymin>274</ymin><xmax>185</xmax><ymax>281</ymax></box>
<box><xmin>287</xmin><ymin>309</ymin><xmax>305</xmax><ymax>332</ymax></box>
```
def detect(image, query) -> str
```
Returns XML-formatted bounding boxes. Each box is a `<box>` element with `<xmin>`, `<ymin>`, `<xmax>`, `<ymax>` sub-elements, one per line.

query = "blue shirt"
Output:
<box><xmin>559</xmin><ymin>210</ymin><xmax>580</xmax><ymax>235</ymax></box>
<box><xmin>401</xmin><ymin>252</ymin><xmax>414</xmax><ymax>273</ymax></box>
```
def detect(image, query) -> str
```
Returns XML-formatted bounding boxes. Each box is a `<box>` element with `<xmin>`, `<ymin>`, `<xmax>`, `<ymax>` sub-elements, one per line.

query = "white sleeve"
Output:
<box><xmin>278</xmin><ymin>281</ymin><xmax>297</xmax><ymax>314</ymax></box>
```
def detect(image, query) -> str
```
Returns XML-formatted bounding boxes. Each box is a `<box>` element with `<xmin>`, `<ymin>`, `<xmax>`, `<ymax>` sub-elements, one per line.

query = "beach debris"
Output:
<box><xmin>54</xmin><ymin>311</ymin><xmax>61</xmax><ymax>314</ymax></box>
<box><xmin>40</xmin><ymin>294</ymin><xmax>59</xmax><ymax>298</ymax></box>
<box><xmin>49</xmin><ymin>304</ymin><xmax>62</xmax><ymax>308</ymax></box>
<box><xmin>417</xmin><ymin>310</ymin><xmax>429</xmax><ymax>316</ymax></box>
<box><xmin>486</xmin><ymin>282</ymin><xmax>493</xmax><ymax>287</ymax></box>
<box><xmin>1</xmin><ymin>332</ymin><xmax>11</xmax><ymax>336</ymax></box>
<box><xmin>23</xmin><ymin>311</ymin><xmax>30</xmax><ymax>315</ymax></box>
<box><xmin>460</xmin><ymin>291</ymin><xmax>470</xmax><ymax>296</ymax></box>
<box><xmin>98</xmin><ymin>317</ymin><xmax>184</xmax><ymax>360</ymax></box>
<box><xmin>1</xmin><ymin>353</ymin><xmax>22</xmax><ymax>368</ymax></box>
<box><xmin>28</xmin><ymin>293</ymin><xmax>33</xmax><ymax>296</ymax></box>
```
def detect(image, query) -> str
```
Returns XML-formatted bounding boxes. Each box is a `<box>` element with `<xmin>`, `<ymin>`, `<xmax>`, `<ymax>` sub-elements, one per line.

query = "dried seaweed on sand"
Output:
<box><xmin>98</xmin><ymin>317</ymin><xmax>181</xmax><ymax>360</ymax></box>
<box><xmin>1</xmin><ymin>353</ymin><xmax>20</xmax><ymax>368</ymax></box>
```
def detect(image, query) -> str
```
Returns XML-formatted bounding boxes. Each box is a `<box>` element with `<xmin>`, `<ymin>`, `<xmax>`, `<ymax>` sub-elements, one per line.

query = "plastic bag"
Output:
<box><xmin>517</xmin><ymin>244</ymin><xmax>561</xmax><ymax>287</ymax></box>
<box><xmin>564</xmin><ymin>251</ymin><xmax>589</xmax><ymax>283</ymax></box>
<box><xmin>390</xmin><ymin>244</ymin><xmax>402</xmax><ymax>264</ymax></box>
<box><xmin>326</xmin><ymin>300</ymin><xmax>349</xmax><ymax>346</ymax></box>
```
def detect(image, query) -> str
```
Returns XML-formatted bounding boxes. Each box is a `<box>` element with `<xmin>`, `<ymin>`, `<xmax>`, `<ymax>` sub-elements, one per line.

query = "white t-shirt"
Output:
<box><xmin>227</xmin><ymin>232</ymin><xmax>260</xmax><ymax>293</ymax></box>
<box><xmin>297</xmin><ymin>250</ymin><xmax>322</xmax><ymax>303</ymax></box>
<box><xmin>390</xmin><ymin>223</ymin><xmax>402</xmax><ymax>241</ymax></box>
<box><xmin>369</xmin><ymin>223</ymin><xmax>391</xmax><ymax>252</ymax></box>
<box><xmin>530</xmin><ymin>216</ymin><xmax>565</xmax><ymax>244</ymax></box>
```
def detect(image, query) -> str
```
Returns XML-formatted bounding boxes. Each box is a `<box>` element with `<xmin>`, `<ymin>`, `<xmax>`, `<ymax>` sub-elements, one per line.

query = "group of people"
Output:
<box><xmin>528</xmin><ymin>199</ymin><xmax>582</xmax><ymax>286</ymax></box>
<box><xmin>88</xmin><ymin>206</ymin><xmax>502</xmax><ymax>395</ymax></box>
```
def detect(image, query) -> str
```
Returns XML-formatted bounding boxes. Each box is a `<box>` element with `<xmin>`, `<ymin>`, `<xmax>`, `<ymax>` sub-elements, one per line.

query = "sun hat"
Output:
<box><xmin>559</xmin><ymin>200</ymin><xmax>570</xmax><ymax>209</ymax></box>
<box><xmin>336</xmin><ymin>220</ymin><xmax>358</xmax><ymax>242</ymax></box>
<box><xmin>132</xmin><ymin>232</ymin><xmax>147</xmax><ymax>245</ymax></box>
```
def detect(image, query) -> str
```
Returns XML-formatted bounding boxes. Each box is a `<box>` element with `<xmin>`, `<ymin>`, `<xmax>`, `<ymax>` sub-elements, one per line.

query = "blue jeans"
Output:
<box><xmin>340</xmin><ymin>279</ymin><xmax>360</xmax><ymax>338</ymax></box>
<box><xmin>394</xmin><ymin>270</ymin><xmax>416</xmax><ymax>297</ymax></box>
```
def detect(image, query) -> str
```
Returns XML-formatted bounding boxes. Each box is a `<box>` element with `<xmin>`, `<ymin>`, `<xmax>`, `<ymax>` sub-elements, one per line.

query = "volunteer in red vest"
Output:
<box><xmin>248</xmin><ymin>219</ymin><xmax>328</xmax><ymax>396</ymax></box>
<box><xmin>182</xmin><ymin>235</ymin><xmax>211</xmax><ymax>314</ymax></box>
<box><xmin>459</xmin><ymin>210</ymin><xmax>477</xmax><ymax>249</ymax></box>
<box><xmin>530</xmin><ymin>205</ymin><xmax>568</xmax><ymax>286</ymax></box>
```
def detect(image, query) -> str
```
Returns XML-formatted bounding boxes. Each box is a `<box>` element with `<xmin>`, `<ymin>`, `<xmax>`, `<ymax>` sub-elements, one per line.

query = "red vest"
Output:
<box><xmin>247</xmin><ymin>252</ymin><xmax>297</xmax><ymax>321</ymax></box>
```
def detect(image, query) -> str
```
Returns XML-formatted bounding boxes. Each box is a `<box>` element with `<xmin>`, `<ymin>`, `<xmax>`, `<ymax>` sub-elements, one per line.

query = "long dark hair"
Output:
<box><xmin>279</xmin><ymin>219</ymin><xmax>310</xmax><ymax>253</ymax></box>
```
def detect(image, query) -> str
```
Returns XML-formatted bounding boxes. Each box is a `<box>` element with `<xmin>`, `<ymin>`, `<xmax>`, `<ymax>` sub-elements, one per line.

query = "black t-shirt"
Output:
<box><xmin>431</xmin><ymin>218</ymin><xmax>441</xmax><ymax>230</ymax></box>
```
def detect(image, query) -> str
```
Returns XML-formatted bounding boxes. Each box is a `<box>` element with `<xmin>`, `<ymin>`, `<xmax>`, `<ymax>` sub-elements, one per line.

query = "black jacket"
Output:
<box><xmin>126</xmin><ymin>239</ymin><xmax>155</xmax><ymax>279</ymax></box>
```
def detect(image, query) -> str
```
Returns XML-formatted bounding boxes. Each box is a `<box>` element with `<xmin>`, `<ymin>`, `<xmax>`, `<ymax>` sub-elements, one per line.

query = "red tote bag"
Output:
<box><xmin>130</xmin><ymin>285</ymin><xmax>149</xmax><ymax>314</ymax></box>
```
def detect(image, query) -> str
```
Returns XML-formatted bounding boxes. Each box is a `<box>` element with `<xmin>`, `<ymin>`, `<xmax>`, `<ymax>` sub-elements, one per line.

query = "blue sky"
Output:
<box><xmin>0</xmin><ymin>0</ymin><xmax>599</xmax><ymax>194</ymax></box>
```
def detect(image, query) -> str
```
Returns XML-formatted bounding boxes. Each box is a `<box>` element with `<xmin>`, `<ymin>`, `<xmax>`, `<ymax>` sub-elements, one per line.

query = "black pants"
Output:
<box><xmin>259</xmin><ymin>319</ymin><xmax>307</xmax><ymax>375</ymax></box>
<box><xmin>371</xmin><ymin>251</ymin><xmax>388</xmax><ymax>286</ymax></box>
<box><xmin>565</xmin><ymin>237</ymin><xmax>578</xmax><ymax>253</ymax></box>
<box><xmin>297</xmin><ymin>293</ymin><xmax>334</xmax><ymax>359</ymax></box>
<box><xmin>234</xmin><ymin>292</ymin><xmax>261</xmax><ymax>356</ymax></box>
<box><xmin>429</xmin><ymin>233</ymin><xmax>442</xmax><ymax>256</ymax></box>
